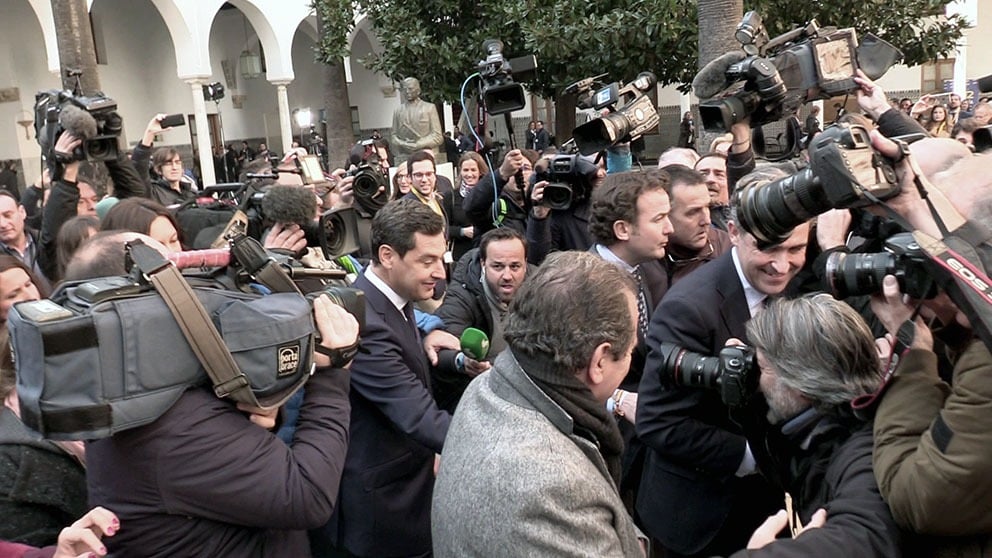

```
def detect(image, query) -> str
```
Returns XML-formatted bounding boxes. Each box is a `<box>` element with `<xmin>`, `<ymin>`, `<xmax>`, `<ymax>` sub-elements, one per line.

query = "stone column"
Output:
<box><xmin>272</xmin><ymin>80</ymin><xmax>293</xmax><ymax>154</ymax></box>
<box><xmin>186</xmin><ymin>78</ymin><xmax>215</xmax><ymax>187</ymax></box>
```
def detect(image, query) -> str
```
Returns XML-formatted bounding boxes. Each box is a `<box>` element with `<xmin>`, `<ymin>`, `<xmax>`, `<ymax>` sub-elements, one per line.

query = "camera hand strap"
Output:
<box><xmin>128</xmin><ymin>240</ymin><xmax>261</xmax><ymax>408</ymax></box>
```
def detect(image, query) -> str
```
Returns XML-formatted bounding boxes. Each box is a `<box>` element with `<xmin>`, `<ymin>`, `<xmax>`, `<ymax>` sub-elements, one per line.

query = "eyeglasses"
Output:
<box><xmin>412</xmin><ymin>171</ymin><xmax>435</xmax><ymax>181</ymax></box>
<box><xmin>163</xmin><ymin>159</ymin><xmax>183</xmax><ymax>167</ymax></box>
<box><xmin>666</xmin><ymin>242</ymin><xmax>714</xmax><ymax>266</ymax></box>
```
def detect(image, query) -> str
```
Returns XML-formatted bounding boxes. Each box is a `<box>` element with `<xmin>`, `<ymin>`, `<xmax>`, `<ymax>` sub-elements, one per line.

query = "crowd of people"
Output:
<box><xmin>0</xmin><ymin>54</ymin><xmax>989</xmax><ymax>558</ymax></box>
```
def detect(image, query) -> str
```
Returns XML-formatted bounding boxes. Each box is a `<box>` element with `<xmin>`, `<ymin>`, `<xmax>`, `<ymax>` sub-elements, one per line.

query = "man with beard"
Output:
<box><xmin>432</xmin><ymin>227</ymin><xmax>530</xmax><ymax>412</ymax></box>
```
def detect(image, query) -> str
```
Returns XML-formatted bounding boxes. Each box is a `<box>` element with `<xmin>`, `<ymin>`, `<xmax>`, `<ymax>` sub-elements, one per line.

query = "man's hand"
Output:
<box><xmin>461</xmin><ymin>226</ymin><xmax>475</xmax><ymax>240</ymax></box>
<box><xmin>263</xmin><ymin>222</ymin><xmax>307</xmax><ymax>254</ymax></box>
<box><xmin>461</xmin><ymin>354</ymin><xmax>491</xmax><ymax>378</ymax></box>
<box><xmin>313</xmin><ymin>295</ymin><xmax>361</xmax><ymax>368</ymax></box>
<box><xmin>53</xmin><ymin>132</ymin><xmax>82</xmax><ymax>182</ymax></box>
<box><xmin>729</xmin><ymin>120</ymin><xmax>751</xmax><ymax>154</ymax></box>
<box><xmin>329</xmin><ymin>168</ymin><xmax>356</xmax><ymax>210</ymax></box>
<box><xmin>815</xmin><ymin>208</ymin><xmax>852</xmax><ymax>251</ymax></box>
<box><xmin>423</xmin><ymin>329</ymin><xmax>460</xmax><ymax>366</ymax></box>
<box><xmin>236</xmin><ymin>402</ymin><xmax>280</xmax><ymax>429</ymax></box>
<box><xmin>529</xmin><ymin>180</ymin><xmax>551</xmax><ymax>219</ymax></box>
<box><xmin>141</xmin><ymin>113</ymin><xmax>170</xmax><ymax>147</ymax></box>
<box><xmin>853</xmin><ymin>69</ymin><xmax>892</xmax><ymax>121</ymax></box>
<box><xmin>746</xmin><ymin>508</ymin><xmax>826</xmax><ymax>549</ymax></box>
<box><xmin>870</xmin><ymin>275</ymin><xmax>934</xmax><ymax>352</ymax></box>
<box><xmin>499</xmin><ymin>149</ymin><xmax>526</xmax><ymax>181</ymax></box>
<box><xmin>53</xmin><ymin>506</ymin><xmax>119</xmax><ymax>558</ymax></box>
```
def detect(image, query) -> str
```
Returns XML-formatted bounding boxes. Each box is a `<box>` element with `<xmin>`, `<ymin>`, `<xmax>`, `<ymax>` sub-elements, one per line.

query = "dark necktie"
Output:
<box><xmin>403</xmin><ymin>303</ymin><xmax>421</xmax><ymax>343</ymax></box>
<box><xmin>632</xmin><ymin>266</ymin><xmax>649</xmax><ymax>340</ymax></box>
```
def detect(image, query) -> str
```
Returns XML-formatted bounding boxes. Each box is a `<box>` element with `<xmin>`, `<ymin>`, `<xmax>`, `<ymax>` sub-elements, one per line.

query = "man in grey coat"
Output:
<box><xmin>432</xmin><ymin>251</ymin><xmax>646</xmax><ymax>557</ymax></box>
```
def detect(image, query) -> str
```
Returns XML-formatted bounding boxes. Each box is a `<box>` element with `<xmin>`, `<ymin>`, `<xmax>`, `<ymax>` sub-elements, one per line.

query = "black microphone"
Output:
<box><xmin>59</xmin><ymin>104</ymin><xmax>98</xmax><ymax>140</ymax></box>
<box><xmin>261</xmin><ymin>185</ymin><xmax>318</xmax><ymax>227</ymax></box>
<box><xmin>692</xmin><ymin>51</ymin><xmax>748</xmax><ymax>99</ymax></box>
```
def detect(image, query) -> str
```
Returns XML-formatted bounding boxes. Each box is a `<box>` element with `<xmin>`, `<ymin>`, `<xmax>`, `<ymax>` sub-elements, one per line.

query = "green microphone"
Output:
<box><xmin>460</xmin><ymin>327</ymin><xmax>490</xmax><ymax>360</ymax></box>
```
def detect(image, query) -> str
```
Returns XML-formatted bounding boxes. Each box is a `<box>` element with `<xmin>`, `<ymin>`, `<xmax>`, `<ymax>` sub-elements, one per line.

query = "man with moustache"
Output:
<box><xmin>636</xmin><ymin>171</ymin><xmax>810</xmax><ymax>557</ymax></box>
<box><xmin>432</xmin><ymin>227</ymin><xmax>531</xmax><ymax>412</ymax></box>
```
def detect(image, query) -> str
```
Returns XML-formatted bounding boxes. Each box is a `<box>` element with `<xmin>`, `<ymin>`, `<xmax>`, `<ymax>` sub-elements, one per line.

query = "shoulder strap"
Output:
<box><xmin>128</xmin><ymin>241</ymin><xmax>261</xmax><ymax>407</ymax></box>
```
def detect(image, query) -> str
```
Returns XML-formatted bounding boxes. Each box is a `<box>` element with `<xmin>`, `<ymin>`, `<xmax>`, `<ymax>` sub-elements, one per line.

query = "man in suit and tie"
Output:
<box><xmin>317</xmin><ymin>198</ymin><xmax>451</xmax><ymax>558</ymax></box>
<box><xmin>635</xmin><ymin>193</ymin><xmax>811</xmax><ymax>557</ymax></box>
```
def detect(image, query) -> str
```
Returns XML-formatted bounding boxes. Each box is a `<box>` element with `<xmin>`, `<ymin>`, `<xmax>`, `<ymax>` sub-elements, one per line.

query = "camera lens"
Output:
<box><xmin>657</xmin><ymin>342</ymin><xmax>723</xmax><ymax>389</ymax></box>
<box><xmin>734</xmin><ymin>167</ymin><xmax>831</xmax><ymax>247</ymax></box>
<box><xmin>350</xmin><ymin>166</ymin><xmax>389</xmax><ymax>215</ymax></box>
<box><xmin>825</xmin><ymin>251</ymin><xmax>896</xmax><ymax>299</ymax></box>
<box><xmin>542</xmin><ymin>183</ymin><xmax>573</xmax><ymax>210</ymax></box>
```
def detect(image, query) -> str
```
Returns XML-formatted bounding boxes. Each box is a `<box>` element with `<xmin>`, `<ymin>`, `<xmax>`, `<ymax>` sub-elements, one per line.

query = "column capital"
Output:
<box><xmin>180</xmin><ymin>75</ymin><xmax>212</xmax><ymax>86</ymax></box>
<box><xmin>269</xmin><ymin>80</ymin><xmax>293</xmax><ymax>87</ymax></box>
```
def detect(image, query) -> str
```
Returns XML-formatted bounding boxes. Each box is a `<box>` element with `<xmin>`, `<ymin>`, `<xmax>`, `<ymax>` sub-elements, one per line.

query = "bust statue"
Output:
<box><xmin>391</xmin><ymin>77</ymin><xmax>444</xmax><ymax>164</ymax></box>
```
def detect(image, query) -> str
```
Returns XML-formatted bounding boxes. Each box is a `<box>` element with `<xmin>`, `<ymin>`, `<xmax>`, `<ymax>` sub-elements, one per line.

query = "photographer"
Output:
<box><xmin>130</xmin><ymin>114</ymin><xmax>194</xmax><ymax>207</ymax></box>
<box><xmin>71</xmin><ymin>231</ymin><xmax>360</xmax><ymax>557</ymax></box>
<box><xmin>731</xmin><ymin>294</ymin><xmax>902</xmax><ymax>556</ymax></box>
<box><xmin>526</xmin><ymin>154</ymin><xmax>606</xmax><ymax>265</ymax></box>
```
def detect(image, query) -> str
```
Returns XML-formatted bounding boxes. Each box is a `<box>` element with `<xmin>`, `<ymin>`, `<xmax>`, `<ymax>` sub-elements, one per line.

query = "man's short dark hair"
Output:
<box><xmin>479</xmin><ymin>227</ymin><xmax>527</xmax><ymax>262</ymax></box>
<box><xmin>589</xmin><ymin>170</ymin><xmax>670</xmax><ymax>246</ymax></box>
<box><xmin>0</xmin><ymin>190</ymin><xmax>19</xmax><ymax>205</ymax></box>
<box><xmin>663</xmin><ymin>165</ymin><xmax>705</xmax><ymax>189</ymax></box>
<box><xmin>503</xmin><ymin>251</ymin><xmax>635</xmax><ymax>373</ymax></box>
<box><xmin>370</xmin><ymin>199</ymin><xmax>445</xmax><ymax>264</ymax></box>
<box><xmin>406</xmin><ymin>150</ymin><xmax>437</xmax><ymax>176</ymax></box>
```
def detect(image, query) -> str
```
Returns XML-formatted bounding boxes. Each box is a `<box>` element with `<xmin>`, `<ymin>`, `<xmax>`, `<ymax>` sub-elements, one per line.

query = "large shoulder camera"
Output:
<box><xmin>826</xmin><ymin>232</ymin><xmax>937</xmax><ymax>300</ymax></box>
<box><xmin>656</xmin><ymin>342</ymin><xmax>757</xmax><ymax>407</ymax></box>
<box><xmin>35</xmin><ymin>87</ymin><xmax>122</xmax><ymax>163</ymax></box>
<box><xmin>531</xmin><ymin>154</ymin><xmax>601</xmax><ymax>210</ymax></box>
<box><xmin>476</xmin><ymin>39</ymin><xmax>537</xmax><ymax>116</ymax></box>
<box><xmin>571</xmin><ymin>72</ymin><xmax>659</xmax><ymax>156</ymax></box>
<box><xmin>733</xmin><ymin>122</ymin><xmax>899</xmax><ymax>247</ymax></box>
<box><xmin>697</xmin><ymin>11</ymin><xmax>901</xmax><ymax>133</ymax></box>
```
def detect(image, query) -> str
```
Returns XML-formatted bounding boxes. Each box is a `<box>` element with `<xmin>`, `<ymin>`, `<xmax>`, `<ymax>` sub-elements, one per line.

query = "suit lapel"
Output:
<box><xmin>713</xmin><ymin>253</ymin><xmax>751</xmax><ymax>344</ymax></box>
<box><xmin>355</xmin><ymin>275</ymin><xmax>431</xmax><ymax>385</ymax></box>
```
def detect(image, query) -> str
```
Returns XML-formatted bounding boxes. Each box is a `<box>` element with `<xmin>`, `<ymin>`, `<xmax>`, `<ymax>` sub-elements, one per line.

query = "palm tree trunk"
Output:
<box><xmin>51</xmin><ymin>0</ymin><xmax>101</xmax><ymax>93</ymax></box>
<box><xmin>322</xmin><ymin>58</ymin><xmax>354</xmax><ymax>170</ymax></box>
<box><xmin>696</xmin><ymin>0</ymin><xmax>742</xmax><ymax>151</ymax></box>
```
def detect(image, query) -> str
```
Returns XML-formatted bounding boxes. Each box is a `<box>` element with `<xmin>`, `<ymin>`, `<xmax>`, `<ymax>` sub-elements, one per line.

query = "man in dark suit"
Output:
<box><xmin>316</xmin><ymin>198</ymin><xmax>451</xmax><ymax>558</ymax></box>
<box><xmin>635</xmin><ymin>206</ymin><xmax>811</xmax><ymax>557</ymax></box>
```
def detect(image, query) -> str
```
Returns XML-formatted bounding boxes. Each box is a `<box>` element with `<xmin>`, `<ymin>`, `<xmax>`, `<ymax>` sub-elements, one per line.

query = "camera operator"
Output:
<box><xmin>636</xmin><ymin>170</ymin><xmax>809</xmax><ymax>556</ymax></box>
<box><xmin>75</xmin><ymin>231</ymin><xmax>360</xmax><ymax>558</ymax></box>
<box><xmin>731</xmin><ymin>294</ymin><xmax>902</xmax><ymax>556</ymax></box>
<box><xmin>526</xmin><ymin>154</ymin><xmax>607</xmax><ymax>265</ymax></box>
<box><xmin>461</xmin><ymin>148</ymin><xmax>537</xmax><ymax>241</ymax></box>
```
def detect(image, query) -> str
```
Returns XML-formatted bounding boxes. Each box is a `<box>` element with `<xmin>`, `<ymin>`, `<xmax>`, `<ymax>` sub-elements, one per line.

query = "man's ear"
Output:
<box><xmin>378</xmin><ymin>244</ymin><xmax>396</xmax><ymax>269</ymax></box>
<box><xmin>613</xmin><ymin>220</ymin><xmax>632</xmax><ymax>242</ymax></box>
<box><xmin>727</xmin><ymin>219</ymin><xmax>740</xmax><ymax>247</ymax></box>
<box><xmin>584</xmin><ymin>341</ymin><xmax>613</xmax><ymax>389</ymax></box>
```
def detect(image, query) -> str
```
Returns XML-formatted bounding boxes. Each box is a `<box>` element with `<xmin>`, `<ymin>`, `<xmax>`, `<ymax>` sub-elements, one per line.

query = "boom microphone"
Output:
<box><xmin>261</xmin><ymin>185</ymin><xmax>318</xmax><ymax>226</ymax></box>
<box><xmin>693</xmin><ymin>51</ymin><xmax>748</xmax><ymax>100</ymax></box>
<box><xmin>168</xmin><ymin>248</ymin><xmax>231</xmax><ymax>269</ymax></box>
<box><xmin>59</xmin><ymin>104</ymin><xmax>98</xmax><ymax>140</ymax></box>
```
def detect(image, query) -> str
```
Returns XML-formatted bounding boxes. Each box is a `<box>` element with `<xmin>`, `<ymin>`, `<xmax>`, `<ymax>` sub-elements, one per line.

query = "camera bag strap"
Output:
<box><xmin>128</xmin><ymin>241</ymin><xmax>265</xmax><ymax>408</ymax></box>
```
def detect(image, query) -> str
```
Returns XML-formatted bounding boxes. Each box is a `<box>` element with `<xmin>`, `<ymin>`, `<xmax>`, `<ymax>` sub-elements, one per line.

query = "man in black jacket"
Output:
<box><xmin>732</xmin><ymin>294</ymin><xmax>902</xmax><ymax>557</ymax></box>
<box><xmin>433</xmin><ymin>227</ymin><xmax>529</xmax><ymax>412</ymax></box>
<box><xmin>77</xmin><ymin>232</ymin><xmax>360</xmax><ymax>558</ymax></box>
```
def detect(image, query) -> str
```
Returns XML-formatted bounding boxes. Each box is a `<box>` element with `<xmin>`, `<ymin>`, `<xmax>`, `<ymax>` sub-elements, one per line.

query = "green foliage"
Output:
<box><xmin>313</xmin><ymin>0</ymin><xmax>357</xmax><ymax>63</ymax></box>
<box><xmin>328</xmin><ymin>0</ymin><xmax>968</xmax><ymax>103</ymax></box>
<box><xmin>749</xmin><ymin>0</ymin><xmax>970</xmax><ymax>67</ymax></box>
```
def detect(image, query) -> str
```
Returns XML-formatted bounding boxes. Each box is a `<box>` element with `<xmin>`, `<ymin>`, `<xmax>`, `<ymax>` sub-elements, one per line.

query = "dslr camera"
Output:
<box><xmin>346</xmin><ymin>141</ymin><xmax>392</xmax><ymax>217</ymax></box>
<box><xmin>733</xmin><ymin>122</ymin><xmax>899</xmax><ymax>247</ymax></box>
<box><xmin>571</xmin><ymin>72</ymin><xmax>659</xmax><ymax>156</ymax></box>
<box><xmin>531</xmin><ymin>154</ymin><xmax>601</xmax><ymax>210</ymax></box>
<box><xmin>826</xmin><ymin>232</ymin><xmax>937</xmax><ymax>300</ymax></box>
<box><xmin>697</xmin><ymin>11</ymin><xmax>900</xmax><ymax>133</ymax></box>
<box><xmin>656</xmin><ymin>342</ymin><xmax>757</xmax><ymax>408</ymax></box>
<box><xmin>476</xmin><ymin>39</ymin><xmax>537</xmax><ymax>116</ymax></box>
<box><xmin>35</xmin><ymin>82</ymin><xmax>122</xmax><ymax>163</ymax></box>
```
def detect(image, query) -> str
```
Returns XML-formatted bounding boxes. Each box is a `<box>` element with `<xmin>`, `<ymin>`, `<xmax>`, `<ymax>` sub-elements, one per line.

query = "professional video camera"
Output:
<box><xmin>656</xmin><ymin>342</ymin><xmax>757</xmax><ymax>408</ymax></box>
<box><xmin>825</xmin><ymin>232</ymin><xmax>937</xmax><ymax>300</ymax></box>
<box><xmin>570</xmin><ymin>72</ymin><xmax>660</xmax><ymax>156</ymax></box>
<box><xmin>346</xmin><ymin>140</ymin><xmax>392</xmax><ymax>216</ymax></box>
<box><xmin>476</xmin><ymin>39</ymin><xmax>537</xmax><ymax>116</ymax></box>
<box><xmin>733</xmin><ymin>122</ymin><xmax>898</xmax><ymax>247</ymax></box>
<box><xmin>9</xmin><ymin>234</ymin><xmax>365</xmax><ymax>440</ymax></box>
<box><xmin>694</xmin><ymin>11</ymin><xmax>901</xmax><ymax>133</ymax></box>
<box><xmin>34</xmin><ymin>70</ymin><xmax>122</xmax><ymax>162</ymax></box>
<box><xmin>530</xmin><ymin>154</ymin><xmax>601</xmax><ymax>210</ymax></box>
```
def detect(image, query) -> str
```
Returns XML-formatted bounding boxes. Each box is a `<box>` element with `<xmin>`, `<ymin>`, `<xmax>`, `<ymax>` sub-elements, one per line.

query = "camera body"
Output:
<box><xmin>699</xmin><ymin>12</ymin><xmax>899</xmax><ymax>132</ymax></box>
<box><xmin>476</xmin><ymin>39</ymin><xmax>537</xmax><ymax>116</ymax></box>
<box><xmin>826</xmin><ymin>232</ymin><xmax>937</xmax><ymax>300</ymax></box>
<box><xmin>734</xmin><ymin>123</ymin><xmax>899</xmax><ymax>247</ymax></box>
<box><xmin>34</xmin><ymin>89</ymin><xmax>122</xmax><ymax>162</ymax></box>
<box><xmin>346</xmin><ymin>163</ymin><xmax>390</xmax><ymax>216</ymax></box>
<box><xmin>532</xmin><ymin>154</ymin><xmax>600</xmax><ymax>210</ymax></box>
<box><xmin>657</xmin><ymin>342</ymin><xmax>758</xmax><ymax>408</ymax></box>
<box><xmin>572</xmin><ymin>72</ymin><xmax>659</xmax><ymax>156</ymax></box>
